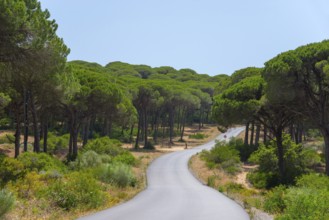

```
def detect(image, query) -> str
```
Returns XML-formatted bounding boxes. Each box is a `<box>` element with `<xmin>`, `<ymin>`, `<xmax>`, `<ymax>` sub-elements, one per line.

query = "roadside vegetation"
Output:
<box><xmin>1</xmin><ymin>1</ymin><xmax>329</xmax><ymax>219</ymax></box>
<box><xmin>191</xmin><ymin>133</ymin><xmax>328</xmax><ymax>219</ymax></box>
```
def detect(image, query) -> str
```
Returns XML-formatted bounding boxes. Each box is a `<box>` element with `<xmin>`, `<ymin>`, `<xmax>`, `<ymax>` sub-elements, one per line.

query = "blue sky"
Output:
<box><xmin>39</xmin><ymin>0</ymin><xmax>329</xmax><ymax>76</ymax></box>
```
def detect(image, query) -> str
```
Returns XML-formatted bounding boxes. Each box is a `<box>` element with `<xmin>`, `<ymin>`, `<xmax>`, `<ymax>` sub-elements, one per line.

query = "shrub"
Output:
<box><xmin>301</xmin><ymin>149</ymin><xmax>322</xmax><ymax>169</ymax></box>
<box><xmin>228</xmin><ymin>137</ymin><xmax>257</xmax><ymax>162</ymax></box>
<box><xmin>201</xmin><ymin>142</ymin><xmax>241</xmax><ymax>174</ymax></box>
<box><xmin>207</xmin><ymin>176</ymin><xmax>216</xmax><ymax>187</ymax></box>
<box><xmin>0</xmin><ymin>189</ymin><xmax>15</xmax><ymax>219</ymax></box>
<box><xmin>113</xmin><ymin>151</ymin><xmax>136</xmax><ymax>166</ymax></box>
<box><xmin>247</xmin><ymin>171</ymin><xmax>279</xmax><ymax>189</ymax></box>
<box><xmin>17</xmin><ymin>152</ymin><xmax>66</xmax><ymax>172</ymax></box>
<box><xmin>94</xmin><ymin>163</ymin><xmax>136</xmax><ymax>188</ymax></box>
<box><xmin>48</xmin><ymin>172</ymin><xmax>107</xmax><ymax>210</ymax></box>
<box><xmin>248</xmin><ymin>134</ymin><xmax>310</xmax><ymax>187</ymax></box>
<box><xmin>41</xmin><ymin>133</ymin><xmax>69</xmax><ymax>154</ymax></box>
<box><xmin>225</xmin><ymin>182</ymin><xmax>244</xmax><ymax>194</ymax></box>
<box><xmin>83</xmin><ymin>137</ymin><xmax>124</xmax><ymax>156</ymax></box>
<box><xmin>189</xmin><ymin>133</ymin><xmax>207</xmax><ymax>139</ymax></box>
<box><xmin>0</xmin><ymin>158</ymin><xmax>26</xmax><ymax>185</ymax></box>
<box><xmin>296</xmin><ymin>173</ymin><xmax>329</xmax><ymax>190</ymax></box>
<box><xmin>79</xmin><ymin>150</ymin><xmax>103</xmax><ymax>168</ymax></box>
<box><xmin>263</xmin><ymin>185</ymin><xmax>286</xmax><ymax>214</ymax></box>
<box><xmin>8</xmin><ymin>172</ymin><xmax>46</xmax><ymax>199</ymax></box>
<box><xmin>277</xmin><ymin>187</ymin><xmax>329</xmax><ymax>220</ymax></box>
<box><xmin>0</xmin><ymin>134</ymin><xmax>15</xmax><ymax>144</ymax></box>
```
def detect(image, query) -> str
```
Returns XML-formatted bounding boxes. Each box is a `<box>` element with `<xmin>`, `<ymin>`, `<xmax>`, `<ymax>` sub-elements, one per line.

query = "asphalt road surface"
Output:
<box><xmin>79</xmin><ymin>127</ymin><xmax>249</xmax><ymax>220</ymax></box>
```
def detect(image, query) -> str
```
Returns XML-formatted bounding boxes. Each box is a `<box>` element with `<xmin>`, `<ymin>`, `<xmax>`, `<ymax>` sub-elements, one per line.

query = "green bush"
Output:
<box><xmin>17</xmin><ymin>152</ymin><xmax>66</xmax><ymax>172</ymax></box>
<box><xmin>225</xmin><ymin>182</ymin><xmax>244</xmax><ymax>194</ymax></box>
<box><xmin>80</xmin><ymin>150</ymin><xmax>102</xmax><ymax>168</ymax></box>
<box><xmin>296</xmin><ymin>173</ymin><xmax>329</xmax><ymax>190</ymax></box>
<box><xmin>41</xmin><ymin>133</ymin><xmax>69</xmax><ymax>154</ymax></box>
<box><xmin>263</xmin><ymin>185</ymin><xmax>286</xmax><ymax>214</ymax></box>
<box><xmin>113</xmin><ymin>151</ymin><xmax>136</xmax><ymax>166</ymax></box>
<box><xmin>48</xmin><ymin>172</ymin><xmax>107</xmax><ymax>210</ymax></box>
<box><xmin>189</xmin><ymin>133</ymin><xmax>207</xmax><ymax>139</ymax></box>
<box><xmin>0</xmin><ymin>152</ymin><xmax>65</xmax><ymax>185</ymax></box>
<box><xmin>248</xmin><ymin>134</ymin><xmax>310</xmax><ymax>187</ymax></box>
<box><xmin>94</xmin><ymin>163</ymin><xmax>136</xmax><ymax>188</ymax></box>
<box><xmin>83</xmin><ymin>137</ymin><xmax>124</xmax><ymax>156</ymax></box>
<box><xmin>277</xmin><ymin>187</ymin><xmax>329</xmax><ymax>220</ymax></box>
<box><xmin>0</xmin><ymin>189</ymin><xmax>15</xmax><ymax>218</ymax></box>
<box><xmin>228</xmin><ymin>137</ymin><xmax>257</xmax><ymax>162</ymax></box>
<box><xmin>247</xmin><ymin>171</ymin><xmax>279</xmax><ymax>189</ymax></box>
<box><xmin>201</xmin><ymin>142</ymin><xmax>241</xmax><ymax>174</ymax></box>
<box><xmin>0</xmin><ymin>158</ymin><xmax>26</xmax><ymax>185</ymax></box>
<box><xmin>0</xmin><ymin>134</ymin><xmax>15</xmax><ymax>144</ymax></box>
<box><xmin>207</xmin><ymin>176</ymin><xmax>216</xmax><ymax>187</ymax></box>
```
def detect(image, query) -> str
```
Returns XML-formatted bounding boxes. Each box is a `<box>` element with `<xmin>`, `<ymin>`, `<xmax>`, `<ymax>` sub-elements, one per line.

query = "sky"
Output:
<box><xmin>39</xmin><ymin>0</ymin><xmax>329</xmax><ymax>76</ymax></box>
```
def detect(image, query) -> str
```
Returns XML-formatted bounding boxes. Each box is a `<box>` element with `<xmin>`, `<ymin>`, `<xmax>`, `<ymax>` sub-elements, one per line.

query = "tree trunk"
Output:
<box><xmin>135</xmin><ymin>112</ymin><xmax>141</xmax><ymax>149</ymax></box>
<box><xmin>43</xmin><ymin>122</ymin><xmax>48</xmax><ymax>153</ymax></box>
<box><xmin>14</xmin><ymin>115</ymin><xmax>21</xmax><ymax>158</ymax></box>
<box><xmin>169</xmin><ymin>108</ymin><xmax>175</xmax><ymax>144</ymax></box>
<box><xmin>320</xmin><ymin>127</ymin><xmax>329</xmax><ymax>176</ymax></box>
<box><xmin>198</xmin><ymin>107</ymin><xmax>203</xmax><ymax>130</ymax></box>
<box><xmin>244</xmin><ymin>122</ymin><xmax>249</xmax><ymax>145</ymax></box>
<box><xmin>255</xmin><ymin>124</ymin><xmax>261</xmax><ymax>146</ymax></box>
<box><xmin>153</xmin><ymin>113</ymin><xmax>159</xmax><ymax>144</ymax></box>
<box><xmin>23</xmin><ymin>90</ymin><xmax>29</xmax><ymax>152</ymax></box>
<box><xmin>143</xmin><ymin>109</ymin><xmax>148</xmax><ymax>148</ymax></box>
<box><xmin>69</xmin><ymin>128</ymin><xmax>73</xmax><ymax>157</ymax></box>
<box><xmin>71</xmin><ymin>113</ymin><xmax>79</xmax><ymax>160</ymax></box>
<box><xmin>275</xmin><ymin>128</ymin><xmax>285</xmax><ymax>182</ymax></box>
<box><xmin>180</xmin><ymin>109</ymin><xmax>187</xmax><ymax>141</ymax></box>
<box><xmin>263</xmin><ymin>125</ymin><xmax>267</xmax><ymax>143</ymax></box>
<box><xmin>30</xmin><ymin>94</ymin><xmax>40</xmax><ymax>153</ymax></box>
<box><xmin>250</xmin><ymin>122</ymin><xmax>255</xmax><ymax>146</ymax></box>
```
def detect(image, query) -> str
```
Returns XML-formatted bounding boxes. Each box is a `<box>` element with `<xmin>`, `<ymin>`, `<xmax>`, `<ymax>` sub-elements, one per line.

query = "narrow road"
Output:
<box><xmin>79</xmin><ymin>127</ymin><xmax>249</xmax><ymax>220</ymax></box>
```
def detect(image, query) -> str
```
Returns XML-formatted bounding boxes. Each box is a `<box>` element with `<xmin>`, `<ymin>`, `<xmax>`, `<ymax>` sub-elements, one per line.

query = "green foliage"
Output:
<box><xmin>17</xmin><ymin>152</ymin><xmax>66</xmax><ymax>173</ymax></box>
<box><xmin>247</xmin><ymin>171</ymin><xmax>279</xmax><ymax>189</ymax></box>
<box><xmin>69</xmin><ymin>150</ymin><xmax>103</xmax><ymax>170</ymax></box>
<box><xmin>113</xmin><ymin>151</ymin><xmax>136</xmax><ymax>166</ymax></box>
<box><xmin>228</xmin><ymin>137</ymin><xmax>257</xmax><ymax>162</ymax></box>
<box><xmin>0</xmin><ymin>134</ymin><xmax>15</xmax><ymax>144</ymax></box>
<box><xmin>248</xmin><ymin>135</ymin><xmax>311</xmax><ymax>188</ymax></box>
<box><xmin>263</xmin><ymin>185</ymin><xmax>286</xmax><ymax>214</ymax></box>
<box><xmin>41</xmin><ymin>133</ymin><xmax>69</xmax><ymax>154</ymax></box>
<box><xmin>48</xmin><ymin>172</ymin><xmax>107</xmax><ymax>210</ymax></box>
<box><xmin>296</xmin><ymin>173</ymin><xmax>329</xmax><ymax>190</ymax></box>
<box><xmin>94</xmin><ymin>163</ymin><xmax>136</xmax><ymax>188</ymax></box>
<box><xmin>188</xmin><ymin>133</ymin><xmax>207</xmax><ymax>139</ymax></box>
<box><xmin>8</xmin><ymin>171</ymin><xmax>46</xmax><ymax>199</ymax></box>
<box><xmin>0</xmin><ymin>157</ymin><xmax>26</xmax><ymax>185</ymax></box>
<box><xmin>0</xmin><ymin>189</ymin><xmax>15</xmax><ymax>219</ymax></box>
<box><xmin>201</xmin><ymin>141</ymin><xmax>241</xmax><ymax>175</ymax></box>
<box><xmin>82</xmin><ymin>137</ymin><xmax>124</xmax><ymax>156</ymax></box>
<box><xmin>0</xmin><ymin>152</ymin><xmax>65</xmax><ymax>185</ymax></box>
<box><xmin>277</xmin><ymin>187</ymin><xmax>329</xmax><ymax>220</ymax></box>
<box><xmin>207</xmin><ymin>176</ymin><xmax>216</xmax><ymax>187</ymax></box>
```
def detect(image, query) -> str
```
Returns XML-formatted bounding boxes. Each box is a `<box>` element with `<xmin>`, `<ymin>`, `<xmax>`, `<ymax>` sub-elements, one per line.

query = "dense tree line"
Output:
<box><xmin>212</xmin><ymin>40</ymin><xmax>329</xmax><ymax>180</ymax></box>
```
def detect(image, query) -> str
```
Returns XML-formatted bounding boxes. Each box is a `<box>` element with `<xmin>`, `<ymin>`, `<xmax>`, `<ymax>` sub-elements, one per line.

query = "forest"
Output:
<box><xmin>1</xmin><ymin>0</ymin><xmax>329</xmax><ymax>219</ymax></box>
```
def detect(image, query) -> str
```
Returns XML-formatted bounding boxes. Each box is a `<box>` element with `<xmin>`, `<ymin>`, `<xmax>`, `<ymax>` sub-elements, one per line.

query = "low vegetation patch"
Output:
<box><xmin>200</xmin><ymin>139</ymin><xmax>241</xmax><ymax>175</ymax></box>
<box><xmin>189</xmin><ymin>133</ymin><xmax>207</xmax><ymax>139</ymax></box>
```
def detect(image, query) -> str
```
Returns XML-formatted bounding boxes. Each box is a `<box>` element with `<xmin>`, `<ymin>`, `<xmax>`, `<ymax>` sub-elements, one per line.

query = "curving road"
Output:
<box><xmin>79</xmin><ymin>127</ymin><xmax>249</xmax><ymax>220</ymax></box>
